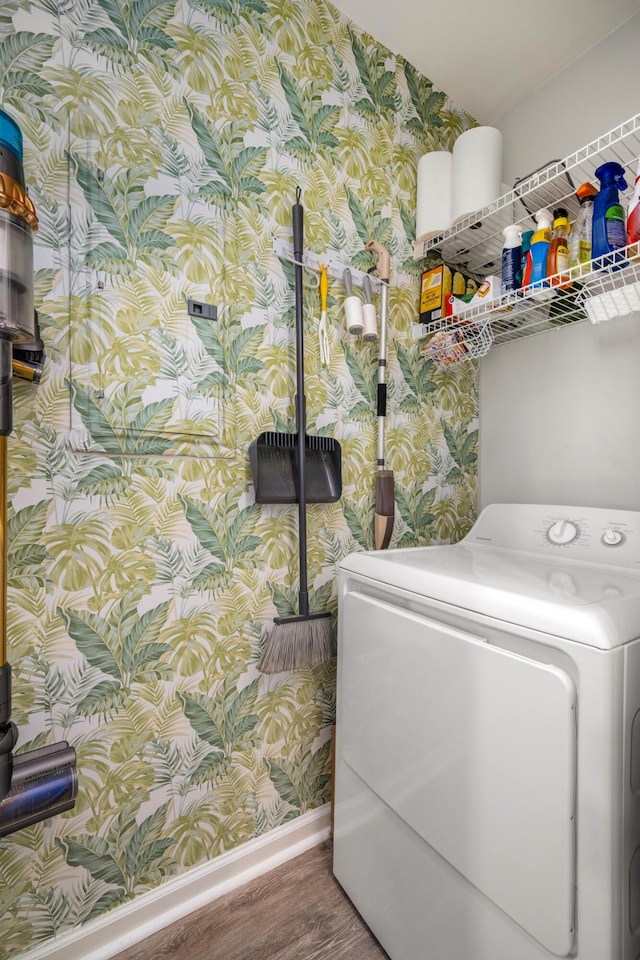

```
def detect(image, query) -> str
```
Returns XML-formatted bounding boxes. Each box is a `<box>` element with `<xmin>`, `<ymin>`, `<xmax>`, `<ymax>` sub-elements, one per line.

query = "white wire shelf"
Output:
<box><xmin>414</xmin><ymin>113</ymin><xmax>640</xmax><ymax>275</ymax></box>
<box><xmin>416</xmin><ymin>245</ymin><xmax>640</xmax><ymax>363</ymax></box>
<box><xmin>577</xmin><ymin>247</ymin><xmax>640</xmax><ymax>323</ymax></box>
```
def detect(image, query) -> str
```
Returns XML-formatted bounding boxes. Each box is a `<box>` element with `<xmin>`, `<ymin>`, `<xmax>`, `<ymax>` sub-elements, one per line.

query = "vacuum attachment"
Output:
<box><xmin>0</xmin><ymin>664</ymin><xmax>77</xmax><ymax>836</ymax></box>
<box><xmin>249</xmin><ymin>431</ymin><xmax>342</xmax><ymax>503</ymax></box>
<box><xmin>0</xmin><ymin>741</ymin><xmax>77</xmax><ymax>838</ymax></box>
<box><xmin>13</xmin><ymin>310</ymin><xmax>45</xmax><ymax>383</ymax></box>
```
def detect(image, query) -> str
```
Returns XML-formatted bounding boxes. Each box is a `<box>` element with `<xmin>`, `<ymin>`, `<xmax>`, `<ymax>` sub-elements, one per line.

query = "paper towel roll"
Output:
<box><xmin>451</xmin><ymin>126</ymin><xmax>503</xmax><ymax>224</ymax></box>
<box><xmin>416</xmin><ymin>150</ymin><xmax>452</xmax><ymax>243</ymax></box>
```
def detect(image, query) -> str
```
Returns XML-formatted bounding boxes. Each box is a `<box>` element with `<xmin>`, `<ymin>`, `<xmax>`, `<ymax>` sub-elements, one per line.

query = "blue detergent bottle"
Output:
<box><xmin>592</xmin><ymin>161</ymin><xmax>628</xmax><ymax>263</ymax></box>
<box><xmin>522</xmin><ymin>208</ymin><xmax>553</xmax><ymax>298</ymax></box>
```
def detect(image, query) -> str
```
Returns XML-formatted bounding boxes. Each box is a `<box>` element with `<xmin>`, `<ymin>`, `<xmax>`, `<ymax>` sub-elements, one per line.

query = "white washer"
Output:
<box><xmin>333</xmin><ymin>503</ymin><xmax>640</xmax><ymax>960</ymax></box>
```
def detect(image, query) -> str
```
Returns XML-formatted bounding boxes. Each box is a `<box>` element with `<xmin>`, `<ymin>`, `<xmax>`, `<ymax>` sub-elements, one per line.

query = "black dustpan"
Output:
<box><xmin>249</xmin><ymin>430</ymin><xmax>341</xmax><ymax>504</ymax></box>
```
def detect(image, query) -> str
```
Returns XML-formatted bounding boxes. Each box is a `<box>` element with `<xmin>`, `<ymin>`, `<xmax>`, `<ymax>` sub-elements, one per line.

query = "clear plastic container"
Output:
<box><xmin>568</xmin><ymin>183</ymin><xmax>597</xmax><ymax>270</ymax></box>
<box><xmin>0</xmin><ymin>210</ymin><xmax>35</xmax><ymax>342</ymax></box>
<box><xmin>548</xmin><ymin>207</ymin><xmax>570</xmax><ymax>287</ymax></box>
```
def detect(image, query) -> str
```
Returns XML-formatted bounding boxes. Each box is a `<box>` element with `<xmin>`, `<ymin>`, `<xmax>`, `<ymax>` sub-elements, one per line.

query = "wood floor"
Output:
<box><xmin>113</xmin><ymin>840</ymin><xmax>389</xmax><ymax>960</ymax></box>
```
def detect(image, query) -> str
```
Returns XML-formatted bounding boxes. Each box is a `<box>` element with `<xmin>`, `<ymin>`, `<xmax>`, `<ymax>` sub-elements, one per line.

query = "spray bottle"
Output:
<box><xmin>522</xmin><ymin>208</ymin><xmax>553</xmax><ymax>293</ymax></box>
<box><xmin>520</xmin><ymin>230</ymin><xmax>533</xmax><ymax>288</ymax></box>
<box><xmin>628</xmin><ymin>158</ymin><xmax>640</xmax><ymax>247</ymax></box>
<box><xmin>592</xmin><ymin>161</ymin><xmax>628</xmax><ymax>262</ymax></box>
<box><xmin>501</xmin><ymin>224</ymin><xmax>523</xmax><ymax>295</ymax></box>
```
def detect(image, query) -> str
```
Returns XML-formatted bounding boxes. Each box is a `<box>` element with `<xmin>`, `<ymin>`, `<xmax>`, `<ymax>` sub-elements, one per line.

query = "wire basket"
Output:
<box><xmin>422</xmin><ymin>321</ymin><xmax>493</xmax><ymax>367</ymax></box>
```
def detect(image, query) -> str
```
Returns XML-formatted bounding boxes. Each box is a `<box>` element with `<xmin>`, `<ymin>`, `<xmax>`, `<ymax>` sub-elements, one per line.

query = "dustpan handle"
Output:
<box><xmin>292</xmin><ymin>189</ymin><xmax>309</xmax><ymax>617</ymax></box>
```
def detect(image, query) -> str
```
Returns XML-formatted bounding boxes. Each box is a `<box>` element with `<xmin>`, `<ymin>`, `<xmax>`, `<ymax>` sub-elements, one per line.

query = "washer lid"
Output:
<box><xmin>340</xmin><ymin>540</ymin><xmax>640</xmax><ymax>650</ymax></box>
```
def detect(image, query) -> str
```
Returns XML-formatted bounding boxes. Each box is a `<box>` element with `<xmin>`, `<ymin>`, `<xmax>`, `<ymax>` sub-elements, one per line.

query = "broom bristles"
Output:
<box><xmin>257</xmin><ymin>614</ymin><xmax>336</xmax><ymax>674</ymax></box>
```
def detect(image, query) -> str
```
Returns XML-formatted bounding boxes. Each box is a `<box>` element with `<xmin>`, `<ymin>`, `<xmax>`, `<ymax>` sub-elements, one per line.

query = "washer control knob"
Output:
<box><xmin>602</xmin><ymin>528</ymin><xmax>624</xmax><ymax>547</ymax></box>
<box><xmin>547</xmin><ymin>519</ymin><xmax>579</xmax><ymax>545</ymax></box>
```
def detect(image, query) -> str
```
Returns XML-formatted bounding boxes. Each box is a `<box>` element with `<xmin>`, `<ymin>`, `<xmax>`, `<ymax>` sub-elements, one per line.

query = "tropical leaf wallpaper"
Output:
<box><xmin>0</xmin><ymin>0</ymin><xmax>478</xmax><ymax>955</ymax></box>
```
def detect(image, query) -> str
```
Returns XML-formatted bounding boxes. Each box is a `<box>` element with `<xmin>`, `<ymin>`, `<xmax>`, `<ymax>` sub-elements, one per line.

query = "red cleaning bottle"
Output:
<box><xmin>628</xmin><ymin>158</ymin><xmax>640</xmax><ymax>247</ymax></box>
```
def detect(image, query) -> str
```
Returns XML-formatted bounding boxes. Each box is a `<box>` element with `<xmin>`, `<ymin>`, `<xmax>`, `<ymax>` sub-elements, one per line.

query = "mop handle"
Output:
<box><xmin>292</xmin><ymin>190</ymin><xmax>309</xmax><ymax>616</ymax></box>
<box><xmin>366</xmin><ymin>241</ymin><xmax>390</xmax><ymax>469</ymax></box>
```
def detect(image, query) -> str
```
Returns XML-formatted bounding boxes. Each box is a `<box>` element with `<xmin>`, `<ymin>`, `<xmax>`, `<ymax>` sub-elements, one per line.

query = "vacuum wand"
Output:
<box><xmin>0</xmin><ymin>340</ymin><xmax>77</xmax><ymax>832</ymax></box>
<box><xmin>0</xmin><ymin>338</ymin><xmax>16</xmax><ymax>801</ymax></box>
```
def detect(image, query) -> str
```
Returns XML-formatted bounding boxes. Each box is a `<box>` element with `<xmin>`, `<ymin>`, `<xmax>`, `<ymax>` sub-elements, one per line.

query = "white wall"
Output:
<box><xmin>480</xmin><ymin>14</ymin><xmax>640</xmax><ymax>510</ymax></box>
<box><xmin>498</xmin><ymin>13</ymin><xmax>640</xmax><ymax>187</ymax></box>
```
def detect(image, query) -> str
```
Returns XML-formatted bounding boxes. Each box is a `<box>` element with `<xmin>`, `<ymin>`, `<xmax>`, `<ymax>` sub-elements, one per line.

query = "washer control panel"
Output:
<box><xmin>466</xmin><ymin>504</ymin><xmax>640</xmax><ymax>569</ymax></box>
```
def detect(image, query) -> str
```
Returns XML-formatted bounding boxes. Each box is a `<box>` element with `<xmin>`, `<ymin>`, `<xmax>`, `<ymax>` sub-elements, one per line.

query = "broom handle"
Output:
<box><xmin>292</xmin><ymin>190</ymin><xmax>309</xmax><ymax>617</ymax></box>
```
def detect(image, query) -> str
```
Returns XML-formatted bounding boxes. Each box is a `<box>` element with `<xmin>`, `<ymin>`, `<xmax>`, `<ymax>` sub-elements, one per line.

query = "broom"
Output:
<box><xmin>258</xmin><ymin>189</ymin><xmax>335</xmax><ymax>674</ymax></box>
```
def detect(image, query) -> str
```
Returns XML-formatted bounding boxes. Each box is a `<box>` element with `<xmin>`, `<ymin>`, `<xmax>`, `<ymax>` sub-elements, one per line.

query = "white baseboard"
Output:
<box><xmin>19</xmin><ymin>804</ymin><xmax>331</xmax><ymax>960</ymax></box>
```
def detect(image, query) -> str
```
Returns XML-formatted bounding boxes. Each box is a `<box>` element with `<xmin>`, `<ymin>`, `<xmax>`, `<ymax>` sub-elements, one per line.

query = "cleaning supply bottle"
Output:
<box><xmin>547</xmin><ymin>208</ymin><xmax>571</xmax><ymax>287</ymax></box>
<box><xmin>568</xmin><ymin>183</ymin><xmax>597</xmax><ymax>270</ymax></box>
<box><xmin>592</xmin><ymin>161</ymin><xmax>628</xmax><ymax>262</ymax></box>
<box><xmin>522</xmin><ymin>208</ymin><xmax>553</xmax><ymax>292</ymax></box>
<box><xmin>501</xmin><ymin>224</ymin><xmax>523</xmax><ymax>295</ymax></box>
<box><xmin>519</xmin><ymin>230</ymin><xmax>533</xmax><ymax>289</ymax></box>
<box><xmin>627</xmin><ymin>158</ymin><xmax>640</xmax><ymax>247</ymax></box>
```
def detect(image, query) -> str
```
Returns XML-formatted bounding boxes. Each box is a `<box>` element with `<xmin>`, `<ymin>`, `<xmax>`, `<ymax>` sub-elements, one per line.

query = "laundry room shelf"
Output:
<box><xmin>413</xmin><ymin>112</ymin><xmax>640</xmax><ymax>274</ymax></box>
<box><xmin>413</xmin><ymin>111</ymin><xmax>640</xmax><ymax>364</ymax></box>
<box><xmin>417</xmin><ymin>245</ymin><xmax>640</xmax><ymax>365</ymax></box>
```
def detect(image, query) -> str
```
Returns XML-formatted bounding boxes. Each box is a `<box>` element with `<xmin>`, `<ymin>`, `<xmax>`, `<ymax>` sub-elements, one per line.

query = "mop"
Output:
<box><xmin>366</xmin><ymin>241</ymin><xmax>394</xmax><ymax>550</ymax></box>
<box><xmin>258</xmin><ymin>190</ymin><xmax>335</xmax><ymax>673</ymax></box>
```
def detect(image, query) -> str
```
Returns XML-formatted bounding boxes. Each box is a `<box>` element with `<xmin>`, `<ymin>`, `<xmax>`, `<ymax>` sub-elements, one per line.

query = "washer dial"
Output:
<box><xmin>547</xmin><ymin>519</ymin><xmax>579</xmax><ymax>545</ymax></box>
<box><xmin>602</xmin><ymin>528</ymin><xmax>624</xmax><ymax>547</ymax></box>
